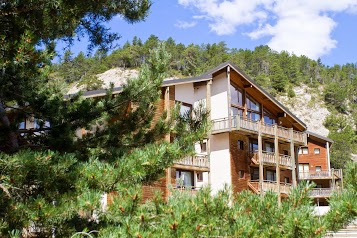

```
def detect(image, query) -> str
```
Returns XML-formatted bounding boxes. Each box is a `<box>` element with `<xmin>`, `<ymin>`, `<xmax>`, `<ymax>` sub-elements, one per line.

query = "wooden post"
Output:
<box><xmin>227</xmin><ymin>66</ymin><xmax>231</xmax><ymax>130</ymax></box>
<box><xmin>206</xmin><ymin>80</ymin><xmax>212</xmax><ymax>187</ymax></box>
<box><xmin>289</xmin><ymin>128</ymin><xmax>297</xmax><ymax>187</ymax></box>
<box><xmin>258</xmin><ymin>121</ymin><xmax>264</xmax><ymax>197</ymax></box>
<box><xmin>274</xmin><ymin>125</ymin><xmax>281</xmax><ymax>205</ymax></box>
<box><xmin>164</xmin><ymin>87</ymin><xmax>171</xmax><ymax>198</ymax></box>
<box><xmin>326</xmin><ymin>142</ymin><xmax>331</xmax><ymax>171</ymax></box>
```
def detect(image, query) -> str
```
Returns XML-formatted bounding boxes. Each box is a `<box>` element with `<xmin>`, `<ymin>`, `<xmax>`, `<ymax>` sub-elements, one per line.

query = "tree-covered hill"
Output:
<box><xmin>52</xmin><ymin>35</ymin><xmax>357</xmax><ymax>169</ymax></box>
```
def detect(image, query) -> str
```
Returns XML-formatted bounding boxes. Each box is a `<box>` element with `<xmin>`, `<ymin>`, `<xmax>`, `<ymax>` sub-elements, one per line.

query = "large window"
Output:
<box><xmin>230</xmin><ymin>84</ymin><xmax>243</xmax><ymax>106</ymax></box>
<box><xmin>246</xmin><ymin>95</ymin><xmax>261</xmax><ymax>121</ymax></box>
<box><xmin>176</xmin><ymin>170</ymin><xmax>194</xmax><ymax>188</ymax></box>
<box><xmin>263</xmin><ymin>109</ymin><xmax>276</xmax><ymax>125</ymax></box>
<box><xmin>230</xmin><ymin>84</ymin><xmax>244</xmax><ymax>118</ymax></box>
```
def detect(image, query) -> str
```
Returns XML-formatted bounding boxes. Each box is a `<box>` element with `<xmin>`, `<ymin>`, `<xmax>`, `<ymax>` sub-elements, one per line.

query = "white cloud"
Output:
<box><xmin>178</xmin><ymin>0</ymin><xmax>357</xmax><ymax>59</ymax></box>
<box><xmin>175</xmin><ymin>20</ymin><xmax>197</xmax><ymax>29</ymax></box>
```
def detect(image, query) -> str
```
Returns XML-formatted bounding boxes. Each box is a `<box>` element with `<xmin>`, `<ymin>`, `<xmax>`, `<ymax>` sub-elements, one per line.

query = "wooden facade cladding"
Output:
<box><xmin>297</xmin><ymin>136</ymin><xmax>342</xmax><ymax>200</ymax></box>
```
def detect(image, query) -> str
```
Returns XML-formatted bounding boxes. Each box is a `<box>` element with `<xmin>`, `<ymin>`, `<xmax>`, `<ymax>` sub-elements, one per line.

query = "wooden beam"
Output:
<box><xmin>243</xmin><ymin>84</ymin><xmax>252</xmax><ymax>88</ymax></box>
<box><xmin>277</xmin><ymin>112</ymin><xmax>286</xmax><ymax>118</ymax></box>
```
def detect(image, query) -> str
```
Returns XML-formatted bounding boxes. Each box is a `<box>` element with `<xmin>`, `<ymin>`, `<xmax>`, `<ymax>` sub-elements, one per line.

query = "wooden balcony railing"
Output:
<box><xmin>250</xmin><ymin>151</ymin><xmax>293</xmax><ymax>169</ymax></box>
<box><xmin>174</xmin><ymin>155</ymin><xmax>210</xmax><ymax>169</ymax></box>
<box><xmin>309</xmin><ymin>188</ymin><xmax>341</xmax><ymax>198</ymax></box>
<box><xmin>172</xmin><ymin>186</ymin><xmax>200</xmax><ymax>195</ymax></box>
<box><xmin>212</xmin><ymin>116</ymin><xmax>307</xmax><ymax>144</ymax></box>
<box><xmin>299</xmin><ymin>169</ymin><xmax>342</xmax><ymax>180</ymax></box>
<box><xmin>248</xmin><ymin>180</ymin><xmax>292</xmax><ymax>195</ymax></box>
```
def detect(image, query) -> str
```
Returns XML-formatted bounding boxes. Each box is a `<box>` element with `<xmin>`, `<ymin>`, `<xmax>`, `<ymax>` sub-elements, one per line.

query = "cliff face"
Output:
<box><xmin>276</xmin><ymin>85</ymin><xmax>330</xmax><ymax>136</ymax></box>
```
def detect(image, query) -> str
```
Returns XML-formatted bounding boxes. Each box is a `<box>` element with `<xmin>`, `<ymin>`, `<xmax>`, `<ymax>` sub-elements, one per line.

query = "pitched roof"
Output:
<box><xmin>188</xmin><ymin>61</ymin><xmax>307</xmax><ymax>130</ymax></box>
<box><xmin>307</xmin><ymin>131</ymin><xmax>333</xmax><ymax>144</ymax></box>
<box><xmin>64</xmin><ymin>61</ymin><xmax>307</xmax><ymax>130</ymax></box>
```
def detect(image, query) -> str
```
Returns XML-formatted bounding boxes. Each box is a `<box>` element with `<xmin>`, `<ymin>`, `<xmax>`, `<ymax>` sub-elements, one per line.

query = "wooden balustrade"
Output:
<box><xmin>212</xmin><ymin>116</ymin><xmax>306</xmax><ymax>144</ymax></box>
<box><xmin>309</xmin><ymin>188</ymin><xmax>340</xmax><ymax>197</ymax></box>
<box><xmin>248</xmin><ymin>180</ymin><xmax>292</xmax><ymax>194</ymax></box>
<box><xmin>279</xmin><ymin>154</ymin><xmax>293</xmax><ymax>168</ymax></box>
<box><xmin>172</xmin><ymin>186</ymin><xmax>199</xmax><ymax>195</ymax></box>
<box><xmin>299</xmin><ymin>169</ymin><xmax>343</xmax><ymax>180</ymax></box>
<box><xmin>175</xmin><ymin>155</ymin><xmax>209</xmax><ymax>168</ymax></box>
<box><xmin>251</xmin><ymin>151</ymin><xmax>293</xmax><ymax>169</ymax></box>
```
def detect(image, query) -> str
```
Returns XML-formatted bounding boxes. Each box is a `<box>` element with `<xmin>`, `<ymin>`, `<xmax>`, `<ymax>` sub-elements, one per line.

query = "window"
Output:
<box><xmin>251</xmin><ymin>168</ymin><xmax>259</xmax><ymax>180</ymax></box>
<box><xmin>230</xmin><ymin>84</ymin><xmax>244</xmax><ymax>118</ymax></box>
<box><xmin>264</xmin><ymin>142</ymin><xmax>274</xmax><ymax>153</ymax></box>
<box><xmin>247</xmin><ymin>95</ymin><xmax>260</xmax><ymax>111</ymax></box>
<box><xmin>246</xmin><ymin>94</ymin><xmax>261</xmax><ymax>121</ymax></box>
<box><xmin>247</xmin><ymin>111</ymin><xmax>261</xmax><ymax>121</ymax></box>
<box><xmin>316</xmin><ymin>166</ymin><xmax>321</xmax><ymax>172</ymax></box>
<box><xmin>197</xmin><ymin>172</ymin><xmax>203</xmax><ymax>182</ymax></box>
<box><xmin>314</xmin><ymin>148</ymin><xmax>320</xmax><ymax>154</ymax></box>
<box><xmin>237</xmin><ymin>140</ymin><xmax>244</xmax><ymax>150</ymax></box>
<box><xmin>176</xmin><ymin>101</ymin><xmax>192</xmax><ymax>117</ymax></box>
<box><xmin>231</xmin><ymin>107</ymin><xmax>243</xmax><ymax>117</ymax></box>
<box><xmin>284</xmin><ymin>177</ymin><xmax>290</xmax><ymax>184</ymax></box>
<box><xmin>200</xmin><ymin>142</ymin><xmax>207</xmax><ymax>153</ymax></box>
<box><xmin>263</xmin><ymin>109</ymin><xmax>276</xmax><ymax>125</ymax></box>
<box><xmin>298</xmin><ymin>147</ymin><xmax>308</xmax><ymax>154</ymax></box>
<box><xmin>299</xmin><ymin>164</ymin><xmax>310</xmax><ymax>175</ymax></box>
<box><xmin>230</xmin><ymin>84</ymin><xmax>243</xmax><ymax>106</ymax></box>
<box><xmin>249</xmin><ymin>139</ymin><xmax>258</xmax><ymax>152</ymax></box>
<box><xmin>176</xmin><ymin>170</ymin><xmax>194</xmax><ymax>188</ymax></box>
<box><xmin>266</xmin><ymin>170</ymin><xmax>276</xmax><ymax>181</ymax></box>
<box><xmin>239</xmin><ymin>170</ymin><xmax>245</xmax><ymax>179</ymax></box>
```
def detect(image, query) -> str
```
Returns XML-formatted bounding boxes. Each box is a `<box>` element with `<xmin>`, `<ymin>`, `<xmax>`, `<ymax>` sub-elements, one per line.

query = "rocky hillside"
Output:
<box><xmin>276</xmin><ymin>85</ymin><xmax>330</xmax><ymax>136</ymax></box>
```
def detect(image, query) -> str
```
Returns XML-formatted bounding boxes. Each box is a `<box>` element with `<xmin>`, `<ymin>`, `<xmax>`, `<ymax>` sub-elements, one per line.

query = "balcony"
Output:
<box><xmin>172</xmin><ymin>186</ymin><xmax>200</xmax><ymax>195</ymax></box>
<box><xmin>298</xmin><ymin>169</ymin><xmax>342</xmax><ymax>180</ymax></box>
<box><xmin>248</xmin><ymin>180</ymin><xmax>292</xmax><ymax>195</ymax></box>
<box><xmin>174</xmin><ymin>154</ymin><xmax>210</xmax><ymax>172</ymax></box>
<box><xmin>250</xmin><ymin>151</ymin><xmax>293</xmax><ymax>170</ymax></box>
<box><xmin>212</xmin><ymin>116</ymin><xmax>307</xmax><ymax>145</ymax></box>
<box><xmin>309</xmin><ymin>188</ymin><xmax>341</xmax><ymax>198</ymax></box>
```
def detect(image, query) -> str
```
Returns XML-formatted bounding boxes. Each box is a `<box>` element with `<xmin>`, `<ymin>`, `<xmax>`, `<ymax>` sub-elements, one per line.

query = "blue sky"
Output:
<box><xmin>64</xmin><ymin>0</ymin><xmax>357</xmax><ymax>66</ymax></box>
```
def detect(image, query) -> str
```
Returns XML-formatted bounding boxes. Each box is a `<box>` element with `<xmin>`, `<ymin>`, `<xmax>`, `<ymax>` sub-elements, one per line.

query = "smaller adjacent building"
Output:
<box><xmin>298</xmin><ymin>131</ymin><xmax>343</xmax><ymax>206</ymax></box>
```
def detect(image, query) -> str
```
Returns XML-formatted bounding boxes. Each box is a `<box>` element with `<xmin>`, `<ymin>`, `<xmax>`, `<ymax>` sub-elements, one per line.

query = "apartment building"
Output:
<box><xmin>299</xmin><ymin>132</ymin><xmax>343</xmax><ymax>206</ymax></box>
<box><xmin>74</xmin><ymin>61</ymin><xmax>341</xmax><ymax>203</ymax></box>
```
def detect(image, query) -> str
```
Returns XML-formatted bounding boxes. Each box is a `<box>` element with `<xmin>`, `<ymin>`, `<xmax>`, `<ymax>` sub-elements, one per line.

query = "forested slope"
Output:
<box><xmin>52</xmin><ymin>35</ymin><xmax>357</xmax><ymax>169</ymax></box>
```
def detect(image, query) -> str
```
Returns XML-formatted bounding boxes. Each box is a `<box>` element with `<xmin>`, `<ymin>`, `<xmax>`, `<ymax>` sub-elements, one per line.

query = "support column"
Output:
<box><xmin>227</xmin><ymin>66</ymin><xmax>232</xmax><ymax>130</ymax></box>
<box><xmin>206</xmin><ymin>80</ymin><xmax>212</xmax><ymax>186</ymax></box>
<box><xmin>164</xmin><ymin>86</ymin><xmax>171</xmax><ymax>198</ymax></box>
<box><xmin>289</xmin><ymin>128</ymin><xmax>297</xmax><ymax>187</ymax></box>
<box><xmin>258</xmin><ymin>122</ymin><xmax>264</xmax><ymax>197</ymax></box>
<box><xmin>274</xmin><ymin>125</ymin><xmax>281</xmax><ymax>205</ymax></box>
<box><xmin>326</xmin><ymin>142</ymin><xmax>331</xmax><ymax>171</ymax></box>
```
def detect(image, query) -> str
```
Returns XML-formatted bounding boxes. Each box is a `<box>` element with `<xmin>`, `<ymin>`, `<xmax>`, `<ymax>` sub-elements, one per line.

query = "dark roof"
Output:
<box><xmin>307</xmin><ymin>131</ymin><xmax>334</xmax><ymax>144</ymax></box>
